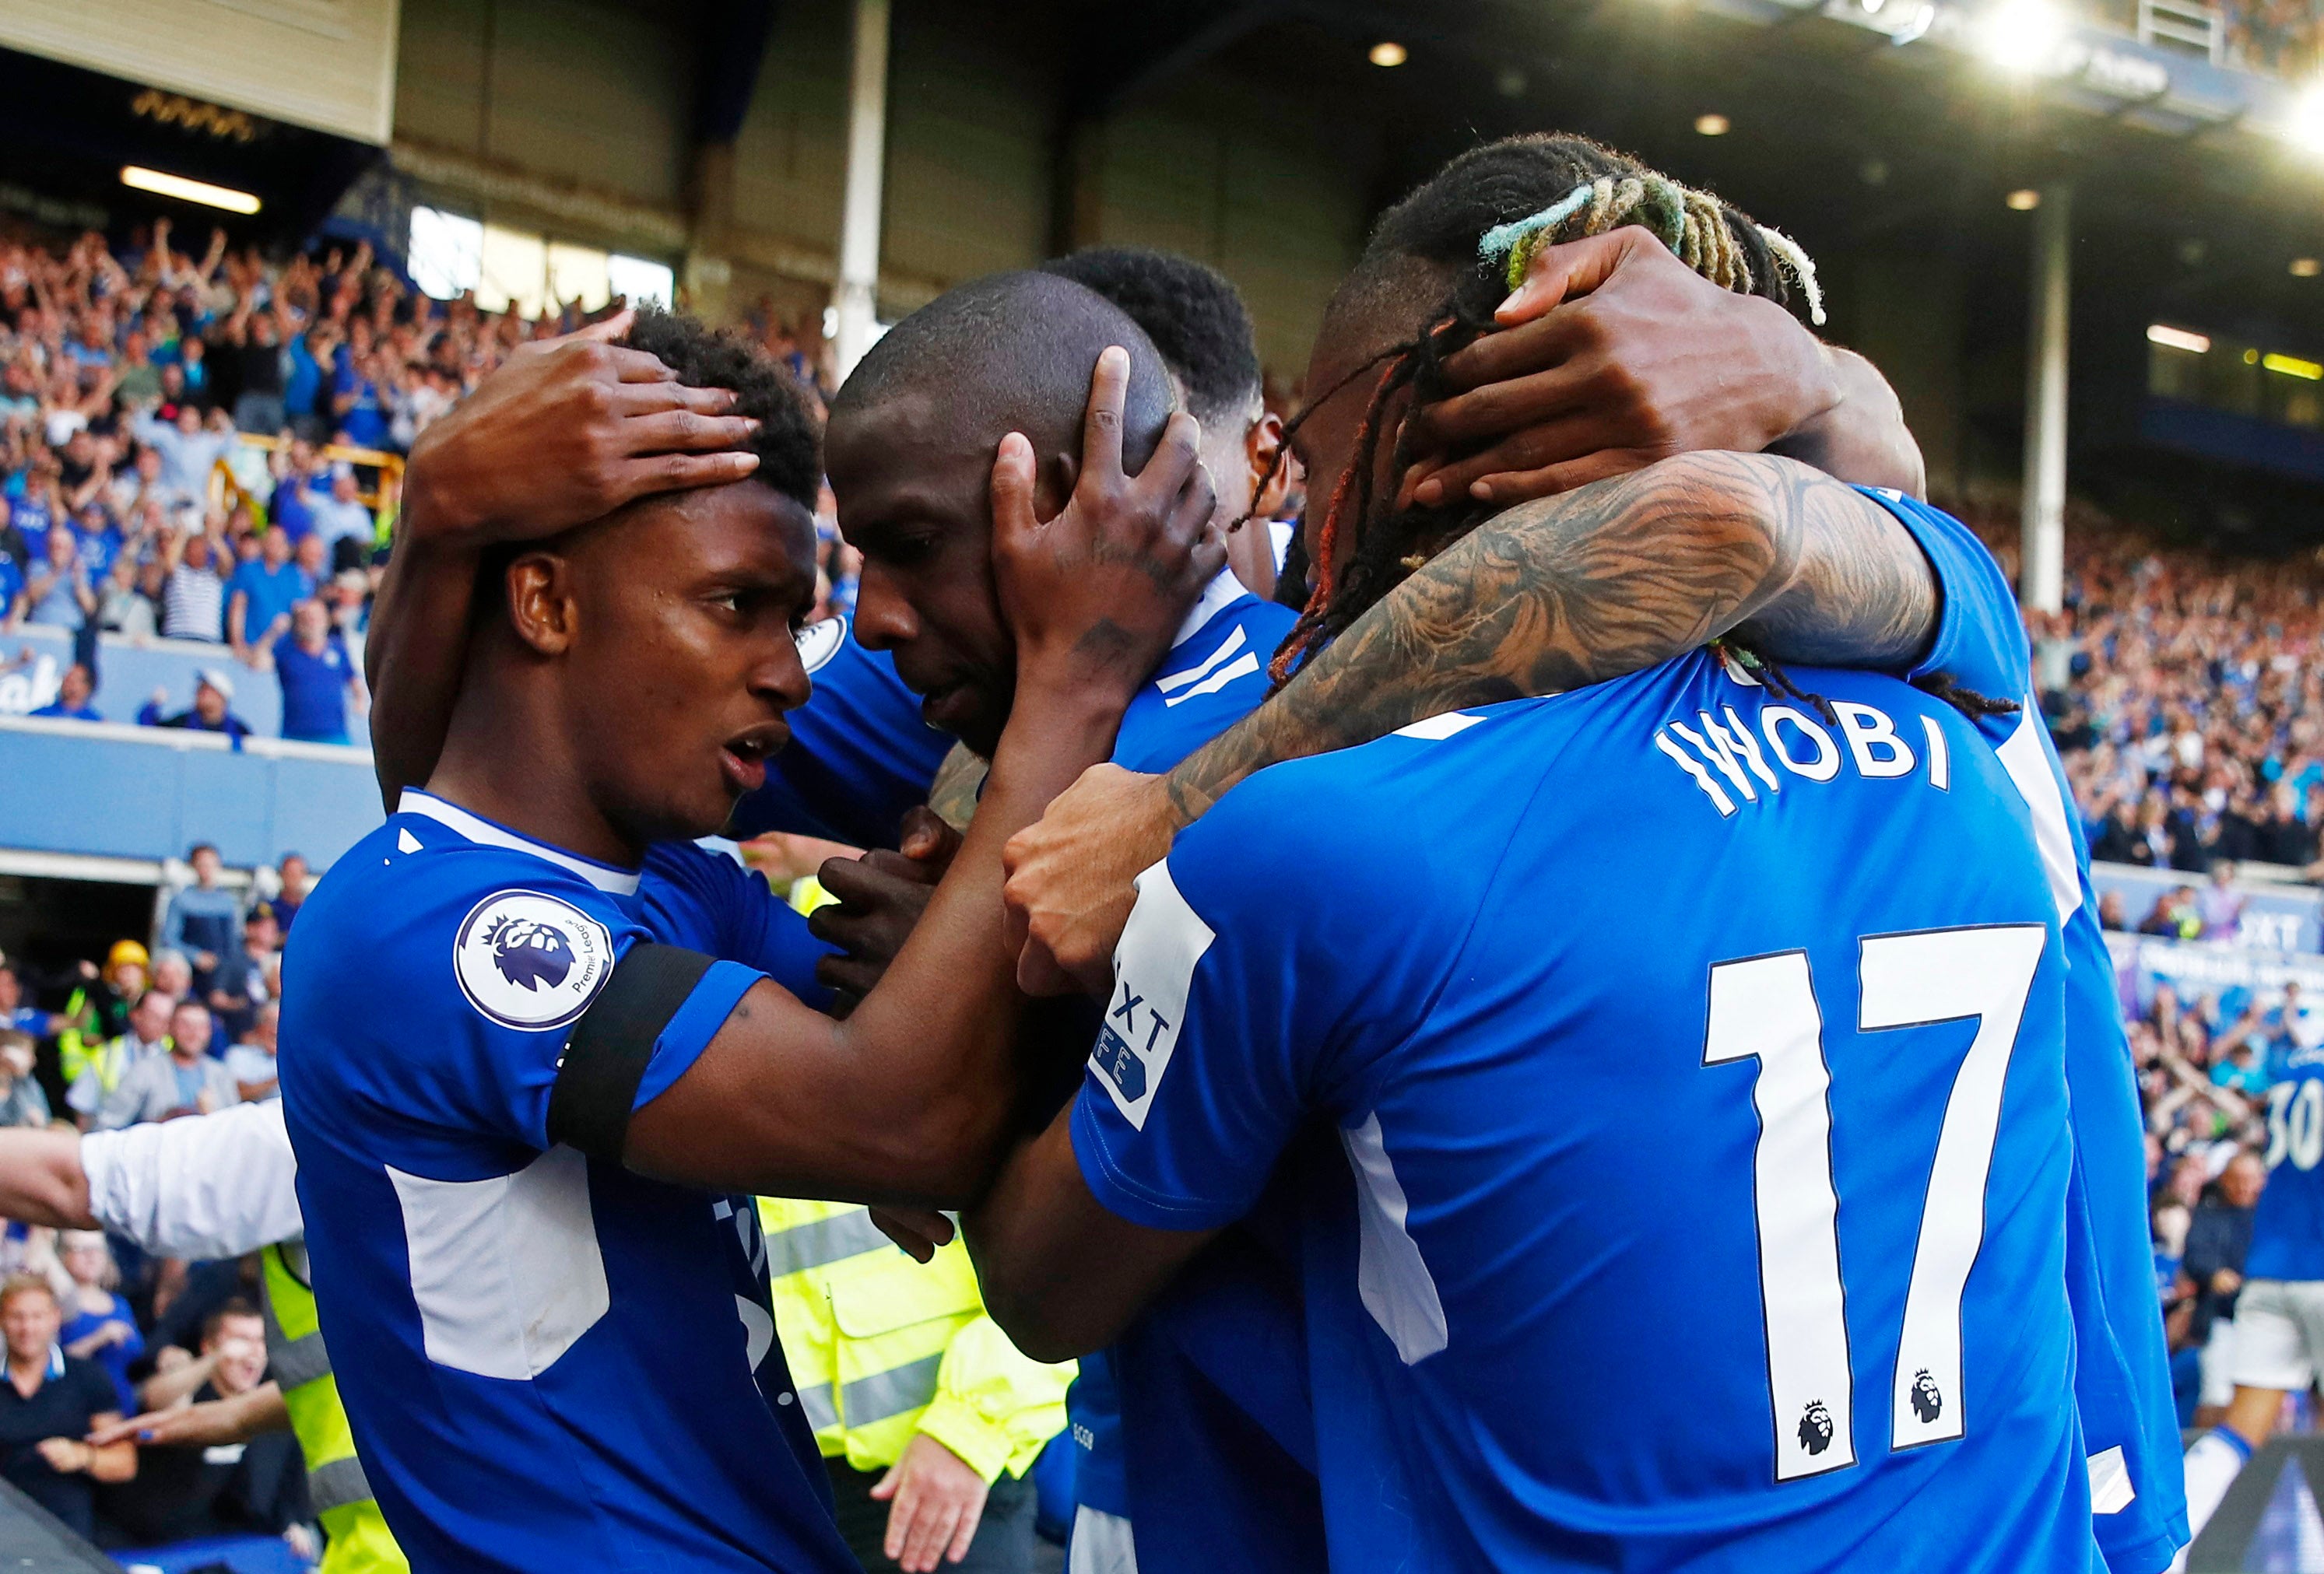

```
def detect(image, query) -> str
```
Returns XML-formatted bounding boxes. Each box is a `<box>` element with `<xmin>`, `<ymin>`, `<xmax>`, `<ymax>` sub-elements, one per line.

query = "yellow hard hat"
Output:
<box><xmin>107</xmin><ymin>940</ymin><xmax>150</xmax><ymax>970</ymax></box>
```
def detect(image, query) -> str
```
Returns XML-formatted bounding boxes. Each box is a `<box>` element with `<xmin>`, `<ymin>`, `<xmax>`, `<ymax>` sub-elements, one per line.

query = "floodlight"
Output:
<box><xmin>1978</xmin><ymin>0</ymin><xmax>2066</xmax><ymax>74</ymax></box>
<box><xmin>121</xmin><ymin>167</ymin><xmax>260</xmax><ymax>215</ymax></box>
<box><xmin>2289</xmin><ymin>83</ymin><xmax>2324</xmax><ymax>152</ymax></box>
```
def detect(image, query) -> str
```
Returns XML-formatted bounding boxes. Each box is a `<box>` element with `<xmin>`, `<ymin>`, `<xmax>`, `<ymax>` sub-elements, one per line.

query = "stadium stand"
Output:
<box><xmin>13</xmin><ymin>0</ymin><xmax>2324</xmax><ymax>1560</ymax></box>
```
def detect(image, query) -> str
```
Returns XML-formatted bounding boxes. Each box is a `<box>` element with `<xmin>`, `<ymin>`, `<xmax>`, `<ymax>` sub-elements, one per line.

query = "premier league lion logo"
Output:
<box><xmin>1909</xmin><ymin>1369</ymin><xmax>1943</xmax><ymax>1425</ymax></box>
<box><xmin>485</xmin><ymin>914</ymin><xmax>575</xmax><ymax>992</ymax></box>
<box><xmin>455</xmin><ymin>891</ymin><xmax>613</xmax><ymax>1031</ymax></box>
<box><xmin>1799</xmin><ymin>1399</ymin><xmax>1835</xmax><ymax>1457</ymax></box>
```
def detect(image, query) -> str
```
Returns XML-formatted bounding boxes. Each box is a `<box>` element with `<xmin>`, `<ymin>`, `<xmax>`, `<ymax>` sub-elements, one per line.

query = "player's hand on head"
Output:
<box><xmin>809</xmin><ymin>808</ymin><xmax>964</xmax><ymax>1011</ymax></box>
<box><xmin>1395</xmin><ymin>226</ymin><xmax>1841</xmax><ymax>509</ymax></box>
<box><xmin>402</xmin><ymin>309</ymin><xmax>764</xmax><ymax>546</ymax></box>
<box><xmin>989</xmin><ymin>345</ymin><xmax>1225</xmax><ymax>707</ymax></box>
<box><xmin>1002</xmin><ymin>763</ymin><xmax>1174</xmax><ymax>999</ymax></box>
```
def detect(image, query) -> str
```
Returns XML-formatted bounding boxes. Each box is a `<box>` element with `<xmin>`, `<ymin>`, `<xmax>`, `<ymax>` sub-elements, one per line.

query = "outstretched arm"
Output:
<box><xmin>1002</xmin><ymin>452</ymin><xmax>1932</xmax><ymax>993</ymax></box>
<box><xmin>621</xmin><ymin>353</ymin><xmax>1223</xmax><ymax>1209</ymax></box>
<box><xmin>88</xmin><ymin>1383</ymin><xmax>289</xmax><ymax>1449</ymax></box>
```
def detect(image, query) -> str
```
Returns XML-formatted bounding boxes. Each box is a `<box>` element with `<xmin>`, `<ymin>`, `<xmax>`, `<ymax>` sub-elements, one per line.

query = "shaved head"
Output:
<box><xmin>824</xmin><ymin>269</ymin><xmax>1184</xmax><ymax>758</ymax></box>
<box><xmin>830</xmin><ymin>270</ymin><xmax>1177</xmax><ymax>477</ymax></box>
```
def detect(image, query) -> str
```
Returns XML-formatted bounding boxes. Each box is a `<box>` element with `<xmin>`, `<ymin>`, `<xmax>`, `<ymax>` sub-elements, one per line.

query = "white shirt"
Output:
<box><xmin>79</xmin><ymin>1099</ymin><xmax>301</xmax><ymax>1258</ymax></box>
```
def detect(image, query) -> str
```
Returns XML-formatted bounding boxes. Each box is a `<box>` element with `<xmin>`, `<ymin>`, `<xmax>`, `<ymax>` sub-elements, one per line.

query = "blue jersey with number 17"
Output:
<box><xmin>1076</xmin><ymin>650</ymin><xmax>2095</xmax><ymax>1571</ymax></box>
<box><xmin>1866</xmin><ymin>490</ymin><xmax>2188</xmax><ymax>1572</ymax></box>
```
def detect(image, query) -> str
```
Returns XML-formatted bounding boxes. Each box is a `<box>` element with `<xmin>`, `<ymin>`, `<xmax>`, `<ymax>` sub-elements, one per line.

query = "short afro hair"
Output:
<box><xmin>619</xmin><ymin>307</ymin><xmax>821</xmax><ymax>511</ymax></box>
<box><xmin>1040</xmin><ymin>248</ymin><xmax>1261</xmax><ymax>428</ymax></box>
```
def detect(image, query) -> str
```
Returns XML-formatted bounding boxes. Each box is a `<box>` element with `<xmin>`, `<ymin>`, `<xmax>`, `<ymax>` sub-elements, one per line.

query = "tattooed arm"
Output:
<box><xmin>1161</xmin><ymin>451</ymin><xmax>1929</xmax><ymax>821</ymax></box>
<box><xmin>999</xmin><ymin>450</ymin><xmax>1935</xmax><ymax>993</ymax></box>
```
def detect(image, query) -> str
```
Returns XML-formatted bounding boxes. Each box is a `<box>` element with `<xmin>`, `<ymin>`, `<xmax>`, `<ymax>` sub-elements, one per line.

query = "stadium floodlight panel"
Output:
<box><xmin>2290</xmin><ymin>85</ymin><xmax>2324</xmax><ymax>152</ymax></box>
<box><xmin>2147</xmin><ymin>325</ymin><xmax>2211</xmax><ymax>354</ymax></box>
<box><xmin>1978</xmin><ymin>0</ymin><xmax>2066</xmax><ymax>73</ymax></box>
<box><xmin>120</xmin><ymin>166</ymin><xmax>261</xmax><ymax>216</ymax></box>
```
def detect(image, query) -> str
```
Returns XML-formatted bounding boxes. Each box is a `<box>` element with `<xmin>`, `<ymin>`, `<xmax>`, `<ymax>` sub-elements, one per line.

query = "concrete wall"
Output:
<box><xmin>393</xmin><ymin>0</ymin><xmax>693</xmax><ymax>211</ymax></box>
<box><xmin>0</xmin><ymin>0</ymin><xmax>401</xmax><ymax>143</ymax></box>
<box><xmin>388</xmin><ymin>0</ymin><xmax>1364</xmax><ymax>379</ymax></box>
<box><xmin>1093</xmin><ymin>70</ymin><xmax>1370</xmax><ymax>380</ymax></box>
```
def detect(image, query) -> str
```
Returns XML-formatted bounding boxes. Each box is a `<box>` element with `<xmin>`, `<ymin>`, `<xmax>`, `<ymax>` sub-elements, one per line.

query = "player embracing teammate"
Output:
<box><xmin>318</xmin><ymin>132</ymin><xmax>2182</xmax><ymax>1572</ymax></box>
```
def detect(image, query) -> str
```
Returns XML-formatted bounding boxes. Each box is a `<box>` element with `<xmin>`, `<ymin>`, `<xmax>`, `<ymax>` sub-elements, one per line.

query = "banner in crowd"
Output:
<box><xmin>2091</xmin><ymin>860</ymin><xmax>2322</xmax><ymax>953</ymax></box>
<box><xmin>2106</xmin><ymin>930</ymin><xmax>2324</xmax><ymax>1020</ymax></box>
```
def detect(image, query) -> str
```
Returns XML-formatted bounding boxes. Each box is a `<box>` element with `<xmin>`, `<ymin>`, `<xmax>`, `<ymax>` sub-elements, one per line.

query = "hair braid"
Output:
<box><xmin>1273</xmin><ymin>135</ymin><xmax>1827</xmax><ymax>682</ymax></box>
<box><xmin>1270</xmin><ymin>358</ymin><xmax>1417</xmax><ymax>683</ymax></box>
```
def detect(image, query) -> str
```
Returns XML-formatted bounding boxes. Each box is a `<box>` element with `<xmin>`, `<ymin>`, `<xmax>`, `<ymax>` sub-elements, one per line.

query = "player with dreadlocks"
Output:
<box><xmin>992</xmin><ymin>131</ymin><xmax>2184</xmax><ymax>1573</ymax></box>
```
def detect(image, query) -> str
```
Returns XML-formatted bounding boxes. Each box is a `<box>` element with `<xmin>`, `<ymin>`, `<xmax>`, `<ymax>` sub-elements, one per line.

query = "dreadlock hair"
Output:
<box><xmin>1266</xmin><ymin>133</ymin><xmax>1824</xmax><ymax>688</ymax></box>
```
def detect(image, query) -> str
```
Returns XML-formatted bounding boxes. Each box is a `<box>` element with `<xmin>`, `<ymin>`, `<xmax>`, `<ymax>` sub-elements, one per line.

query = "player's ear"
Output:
<box><xmin>1246</xmin><ymin>412</ymin><xmax>1285</xmax><ymax>509</ymax></box>
<box><xmin>505</xmin><ymin>551</ymin><xmax>579</xmax><ymax>657</ymax></box>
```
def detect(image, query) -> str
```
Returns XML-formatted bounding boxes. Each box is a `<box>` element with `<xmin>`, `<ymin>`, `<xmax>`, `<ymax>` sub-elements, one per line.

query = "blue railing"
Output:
<box><xmin>0</xmin><ymin>715</ymin><xmax>382</xmax><ymax>871</ymax></box>
<box><xmin>0</xmin><ymin>625</ymin><xmax>373</xmax><ymax>747</ymax></box>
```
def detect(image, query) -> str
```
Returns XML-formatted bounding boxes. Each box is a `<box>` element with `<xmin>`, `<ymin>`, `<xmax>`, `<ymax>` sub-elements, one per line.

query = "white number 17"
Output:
<box><xmin>1702</xmin><ymin>925</ymin><xmax>2047</xmax><ymax>1483</ymax></box>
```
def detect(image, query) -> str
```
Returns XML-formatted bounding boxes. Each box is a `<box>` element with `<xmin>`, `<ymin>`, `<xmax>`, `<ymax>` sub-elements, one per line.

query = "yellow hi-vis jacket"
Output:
<box><xmin>757</xmin><ymin>1197</ymin><xmax>1073</xmax><ymax>1481</ymax></box>
<box><xmin>261</xmin><ymin>1243</ymin><xmax>409</xmax><ymax>1574</ymax></box>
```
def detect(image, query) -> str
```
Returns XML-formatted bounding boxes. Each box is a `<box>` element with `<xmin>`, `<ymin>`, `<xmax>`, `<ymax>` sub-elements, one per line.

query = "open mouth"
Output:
<box><xmin>718</xmin><ymin>723</ymin><xmax>789</xmax><ymax>795</ymax></box>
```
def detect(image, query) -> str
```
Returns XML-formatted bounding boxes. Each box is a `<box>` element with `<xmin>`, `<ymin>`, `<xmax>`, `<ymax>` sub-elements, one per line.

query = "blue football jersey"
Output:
<box><xmin>2246</xmin><ymin>1043</ymin><xmax>2324</xmax><ymax>1280</ymax></box>
<box><xmin>1076</xmin><ymin>654</ymin><xmax>2096</xmax><ymax>1572</ymax></box>
<box><xmin>279</xmin><ymin>791</ymin><xmax>857</xmax><ymax>1574</ymax></box>
<box><xmin>640</xmin><ymin>838</ymin><xmax>837</xmax><ymax>1009</ymax></box>
<box><xmin>1868</xmin><ymin>490</ymin><xmax>2189</xmax><ymax>1571</ymax></box>
<box><xmin>1064</xmin><ymin>572</ymin><xmax>1300</xmax><ymax>1530</ymax></box>
<box><xmin>728</xmin><ymin>615</ymin><xmax>953</xmax><ymax>849</ymax></box>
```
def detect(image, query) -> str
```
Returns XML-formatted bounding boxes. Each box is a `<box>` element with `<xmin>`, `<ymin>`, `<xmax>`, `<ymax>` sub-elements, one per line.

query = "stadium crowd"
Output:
<box><xmin>0</xmin><ymin>220</ymin><xmax>867</xmax><ymax>752</ymax></box>
<box><xmin>1927</xmin><ymin>502</ymin><xmax>2324</xmax><ymax>1429</ymax></box>
<box><xmin>0</xmin><ymin>846</ymin><xmax>304</xmax><ymax>1559</ymax></box>
<box><xmin>1936</xmin><ymin>501</ymin><xmax>2324</xmax><ymax>882</ymax></box>
<box><xmin>5</xmin><ymin>152</ymin><xmax>2324</xmax><ymax>1568</ymax></box>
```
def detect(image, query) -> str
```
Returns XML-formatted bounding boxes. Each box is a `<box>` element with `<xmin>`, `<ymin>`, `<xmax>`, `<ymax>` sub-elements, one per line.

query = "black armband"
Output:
<box><xmin>548</xmin><ymin>943</ymin><xmax>717</xmax><ymax>1162</ymax></box>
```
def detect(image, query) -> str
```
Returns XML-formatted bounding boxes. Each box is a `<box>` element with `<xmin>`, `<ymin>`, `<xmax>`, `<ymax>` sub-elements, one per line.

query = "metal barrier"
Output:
<box><xmin>209</xmin><ymin>434</ymin><xmax>404</xmax><ymax>520</ymax></box>
<box><xmin>2187</xmin><ymin>1433</ymin><xmax>2324</xmax><ymax>1571</ymax></box>
<box><xmin>0</xmin><ymin>1478</ymin><xmax>129</xmax><ymax>1574</ymax></box>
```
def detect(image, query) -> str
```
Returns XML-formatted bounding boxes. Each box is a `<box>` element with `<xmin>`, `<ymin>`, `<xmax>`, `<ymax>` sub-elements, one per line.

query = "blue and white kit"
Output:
<box><xmin>1076</xmin><ymin>650</ymin><xmax>2097</xmax><ymax>1571</ymax></box>
<box><xmin>280</xmin><ymin>791</ymin><xmax>858</xmax><ymax>1574</ymax></box>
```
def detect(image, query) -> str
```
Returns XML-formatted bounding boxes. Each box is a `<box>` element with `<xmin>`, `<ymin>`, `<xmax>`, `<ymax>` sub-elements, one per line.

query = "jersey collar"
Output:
<box><xmin>397</xmin><ymin>791</ymin><xmax>642</xmax><ymax>896</ymax></box>
<box><xmin>1171</xmin><ymin>569</ymin><xmax>1248</xmax><ymax>652</ymax></box>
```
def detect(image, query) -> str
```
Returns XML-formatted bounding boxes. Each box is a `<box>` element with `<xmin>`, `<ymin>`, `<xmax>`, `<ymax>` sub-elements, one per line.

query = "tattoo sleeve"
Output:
<box><xmin>1158</xmin><ymin>451</ymin><xmax>1936</xmax><ymax>823</ymax></box>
